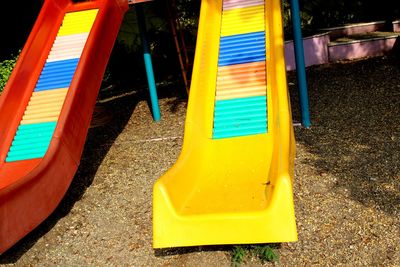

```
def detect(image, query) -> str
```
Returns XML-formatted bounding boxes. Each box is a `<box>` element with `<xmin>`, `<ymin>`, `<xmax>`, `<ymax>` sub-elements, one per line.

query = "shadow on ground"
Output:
<box><xmin>154</xmin><ymin>245</ymin><xmax>232</xmax><ymax>257</ymax></box>
<box><xmin>0</xmin><ymin>86</ymin><xmax>146</xmax><ymax>263</ymax></box>
<box><xmin>289</xmin><ymin>55</ymin><xmax>400</xmax><ymax>216</ymax></box>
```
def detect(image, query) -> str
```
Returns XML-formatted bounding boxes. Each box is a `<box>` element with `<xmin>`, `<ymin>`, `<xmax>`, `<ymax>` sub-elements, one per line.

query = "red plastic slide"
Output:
<box><xmin>0</xmin><ymin>0</ymin><xmax>128</xmax><ymax>253</ymax></box>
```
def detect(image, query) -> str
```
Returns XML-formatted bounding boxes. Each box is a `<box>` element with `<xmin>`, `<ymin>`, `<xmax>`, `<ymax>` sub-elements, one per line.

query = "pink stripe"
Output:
<box><xmin>223</xmin><ymin>0</ymin><xmax>263</xmax><ymax>10</ymax></box>
<box><xmin>223</xmin><ymin>0</ymin><xmax>251</xmax><ymax>4</ymax></box>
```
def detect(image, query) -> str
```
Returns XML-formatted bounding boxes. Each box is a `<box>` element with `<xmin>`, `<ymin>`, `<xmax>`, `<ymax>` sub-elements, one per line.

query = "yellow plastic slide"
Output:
<box><xmin>153</xmin><ymin>0</ymin><xmax>297</xmax><ymax>247</ymax></box>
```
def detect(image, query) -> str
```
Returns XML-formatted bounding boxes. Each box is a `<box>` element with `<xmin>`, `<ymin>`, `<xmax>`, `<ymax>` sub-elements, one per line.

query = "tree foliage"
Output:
<box><xmin>0</xmin><ymin>53</ymin><xmax>18</xmax><ymax>94</ymax></box>
<box><xmin>298</xmin><ymin>0</ymin><xmax>400</xmax><ymax>31</ymax></box>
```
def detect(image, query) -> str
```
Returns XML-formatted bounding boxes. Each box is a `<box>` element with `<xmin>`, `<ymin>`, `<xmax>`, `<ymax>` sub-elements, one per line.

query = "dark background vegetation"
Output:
<box><xmin>0</xmin><ymin>0</ymin><xmax>399</xmax><ymax>91</ymax></box>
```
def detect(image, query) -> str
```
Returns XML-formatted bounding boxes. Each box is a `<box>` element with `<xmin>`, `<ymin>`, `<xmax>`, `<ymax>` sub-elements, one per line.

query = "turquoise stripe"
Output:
<box><xmin>213</xmin><ymin>126</ymin><xmax>267</xmax><ymax>139</ymax></box>
<box><xmin>10</xmin><ymin>137</ymin><xmax>53</xmax><ymax>151</ymax></box>
<box><xmin>15</xmin><ymin>122</ymin><xmax>57</xmax><ymax>132</ymax></box>
<box><xmin>7</xmin><ymin>147</ymin><xmax>48</xmax><ymax>157</ymax></box>
<box><xmin>13</xmin><ymin>134</ymin><xmax>53</xmax><ymax>143</ymax></box>
<box><xmin>6</xmin><ymin>152</ymin><xmax>47</xmax><ymax>162</ymax></box>
<box><xmin>213</xmin><ymin>96</ymin><xmax>267</xmax><ymax>139</ymax></box>
<box><xmin>6</xmin><ymin>121</ymin><xmax>57</xmax><ymax>162</ymax></box>
<box><xmin>214</xmin><ymin>95</ymin><xmax>266</xmax><ymax>106</ymax></box>
<box><xmin>214</xmin><ymin>117</ymin><xmax>266</xmax><ymax>128</ymax></box>
<box><xmin>214</xmin><ymin>100</ymin><xmax>266</xmax><ymax>112</ymax></box>
<box><xmin>214</xmin><ymin>107</ymin><xmax>266</xmax><ymax>117</ymax></box>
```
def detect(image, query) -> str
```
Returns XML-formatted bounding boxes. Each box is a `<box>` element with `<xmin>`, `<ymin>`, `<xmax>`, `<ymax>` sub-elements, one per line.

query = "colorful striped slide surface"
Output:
<box><xmin>6</xmin><ymin>9</ymin><xmax>98</xmax><ymax>162</ymax></box>
<box><xmin>213</xmin><ymin>0</ymin><xmax>267</xmax><ymax>139</ymax></box>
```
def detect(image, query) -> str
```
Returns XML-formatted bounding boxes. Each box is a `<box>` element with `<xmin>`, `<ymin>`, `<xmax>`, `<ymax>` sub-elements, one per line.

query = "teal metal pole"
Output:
<box><xmin>136</xmin><ymin>4</ymin><xmax>161</xmax><ymax>121</ymax></box>
<box><xmin>290</xmin><ymin>0</ymin><xmax>311</xmax><ymax>127</ymax></box>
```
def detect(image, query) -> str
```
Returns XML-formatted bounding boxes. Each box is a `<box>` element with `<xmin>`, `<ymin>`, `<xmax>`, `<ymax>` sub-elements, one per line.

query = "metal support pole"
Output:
<box><xmin>136</xmin><ymin>4</ymin><xmax>161</xmax><ymax>121</ymax></box>
<box><xmin>290</xmin><ymin>0</ymin><xmax>311</xmax><ymax>127</ymax></box>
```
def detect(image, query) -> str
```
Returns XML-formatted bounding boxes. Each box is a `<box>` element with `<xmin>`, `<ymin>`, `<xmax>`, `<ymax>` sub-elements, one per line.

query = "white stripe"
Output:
<box><xmin>50</xmin><ymin>46</ymin><xmax>85</xmax><ymax>55</ymax></box>
<box><xmin>53</xmin><ymin>33</ymin><xmax>89</xmax><ymax>44</ymax></box>
<box><xmin>46</xmin><ymin>33</ymin><xmax>89</xmax><ymax>62</ymax></box>
<box><xmin>46</xmin><ymin>53</ymin><xmax>82</xmax><ymax>62</ymax></box>
<box><xmin>51</xmin><ymin>40</ymin><xmax>86</xmax><ymax>50</ymax></box>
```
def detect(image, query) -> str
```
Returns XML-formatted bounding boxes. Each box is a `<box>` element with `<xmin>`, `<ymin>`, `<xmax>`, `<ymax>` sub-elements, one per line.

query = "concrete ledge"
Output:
<box><xmin>320</xmin><ymin>21</ymin><xmax>386</xmax><ymax>39</ymax></box>
<box><xmin>328</xmin><ymin>35</ymin><xmax>399</xmax><ymax>62</ymax></box>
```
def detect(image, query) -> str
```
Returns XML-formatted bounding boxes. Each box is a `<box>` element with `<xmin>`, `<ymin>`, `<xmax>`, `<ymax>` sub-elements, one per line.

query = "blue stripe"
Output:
<box><xmin>42</xmin><ymin>58</ymin><xmax>79</xmax><ymax>70</ymax></box>
<box><xmin>38</xmin><ymin>68</ymin><xmax>76</xmax><ymax>82</ymax></box>
<box><xmin>35</xmin><ymin>81</ymin><xmax>73</xmax><ymax>91</ymax></box>
<box><xmin>34</xmin><ymin>58</ymin><xmax>79</xmax><ymax>91</ymax></box>
<box><xmin>40</xmin><ymin>65</ymin><xmax>77</xmax><ymax>75</ymax></box>
<box><xmin>213</xmin><ymin>96</ymin><xmax>267</xmax><ymax>139</ymax></box>
<box><xmin>219</xmin><ymin>32</ymin><xmax>266</xmax><ymax>67</ymax></box>
<box><xmin>220</xmin><ymin>31</ymin><xmax>265</xmax><ymax>45</ymax></box>
<box><xmin>219</xmin><ymin>45</ymin><xmax>266</xmax><ymax>56</ymax></box>
<box><xmin>37</xmin><ymin>75</ymin><xmax>74</xmax><ymax>85</ymax></box>
<box><xmin>218</xmin><ymin>54</ymin><xmax>266</xmax><ymax>66</ymax></box>
<box><xmin>38</xmin><ymin>75</ymin><xmax>75</xmax><ymax>85</ymax></box>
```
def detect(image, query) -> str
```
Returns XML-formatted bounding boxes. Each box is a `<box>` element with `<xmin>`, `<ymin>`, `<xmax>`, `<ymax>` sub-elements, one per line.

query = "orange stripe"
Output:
<box><xmin>216</xmin><ymin>61</ymin><xmax>267</xmax><ymax>100</ymax></box>
<box><xmin>218</xmin><ymin>61</ymin><xmax>265</xmax><ymax>74</ymax></box>
<box><xmin>217</xmin><ymin>71</ymin><xmax>265</xmax><ymax>86</ymax></box>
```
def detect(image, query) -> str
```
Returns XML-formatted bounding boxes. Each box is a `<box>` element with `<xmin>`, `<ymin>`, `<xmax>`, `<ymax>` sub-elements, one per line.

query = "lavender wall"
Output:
<box><xmin>284</xmin><ymin>33</ymin><xmax>330</xmax><ymax>71</ymax></box>
<box><xmin>394</xmin><ymin>21</ymin><xmax>400</xmax><ymax>32</ymax></box>
<box><xmin>328</xmin><ymin>38</ymin><xmax>398</xmax><ymax>62</ymax></box>
<box><xmin>284</xmin><ymin>21</ymin><xmax>399</xmax><ymax>71</ymax></box>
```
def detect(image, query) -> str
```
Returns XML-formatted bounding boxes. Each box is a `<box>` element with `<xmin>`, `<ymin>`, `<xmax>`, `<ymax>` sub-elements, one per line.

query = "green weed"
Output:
<box><xmin>253</xmin><ymin>245</ymin><xmax>280</xmax><ymax>263</ymax></box>
<box><xmin>0</xmin><ymin>53</ymin><xmax>19</xmax><ymax>94</ymax></box>
<box><xmin>231</xmin><ymin>246</ymin><xmax>246</xmax><ymax>266</ymax></box>
<box><xmin>231</xmin><ymin>244</ymin><xmax>279</xmax><ymax>266</ymax></box>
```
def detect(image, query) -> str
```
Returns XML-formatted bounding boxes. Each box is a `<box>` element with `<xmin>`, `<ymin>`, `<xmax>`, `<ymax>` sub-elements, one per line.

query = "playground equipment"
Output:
<box><xmin>0</xmin><ymin>0</ymin><xmax>297</xmax><ymax>253</ymax></box>
<box><xmin>153</xmin><ymin>0</ymin><xmax>297</xmax><ymax>248</ymax></box>
<box><xmin>166</xmin><ymin>0</ymin><xmax>194</xmax><ymax>95</ymax></box>
<box><xmin>290</xmin><ymin>0</ymin><xmax>311</xmax><ymax>128</ymax></box>
<box><xmin>0</xmin><ymin>0</ymin><xmax>129</xmax><ymax>253</ymax></box>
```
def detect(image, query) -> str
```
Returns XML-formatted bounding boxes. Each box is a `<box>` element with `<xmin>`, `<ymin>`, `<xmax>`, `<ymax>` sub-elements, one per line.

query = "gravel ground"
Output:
<box><xmin>0</xmin><ymin>54</ymin><xmax>399</xmax><ymax>266</ymax></box>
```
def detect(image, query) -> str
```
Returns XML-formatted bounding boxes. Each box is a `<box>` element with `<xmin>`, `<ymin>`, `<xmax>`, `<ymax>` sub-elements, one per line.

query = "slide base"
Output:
<box><xmin>153</xmin><ymin>175</ymin><xmax>297</xmax><ymax>248</ymax></box>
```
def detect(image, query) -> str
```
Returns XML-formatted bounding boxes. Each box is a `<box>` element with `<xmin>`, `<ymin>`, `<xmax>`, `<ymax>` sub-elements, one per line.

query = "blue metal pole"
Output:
<box><xmin>290</xmin><ymin>0</ymin><xmax>311</xmax><ymax>127</ymax></box>
<box><xmin>136</xmin><ymin>4</ymin><xmax>161</xmax><ymax>121</ymax></box>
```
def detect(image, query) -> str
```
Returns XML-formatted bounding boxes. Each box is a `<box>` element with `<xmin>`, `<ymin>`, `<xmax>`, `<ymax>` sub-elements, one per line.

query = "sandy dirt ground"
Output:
<box><xmin>0</xmin><ymin>55</ymin><xmax>399</xmax><ymax>266</ymax></box>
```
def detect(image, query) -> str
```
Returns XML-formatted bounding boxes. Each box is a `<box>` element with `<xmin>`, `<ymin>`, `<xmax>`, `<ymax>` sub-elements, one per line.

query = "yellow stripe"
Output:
<box><xmin>221</xmin><ymin>5</ymin><xmax>265</xmax><ymax>36</ymax></box>
<box><xmin>28</xmin><ymin>89</ymin><xmax>67</xmax><ymax>106</ymax></box>
<box><xmin>26</xmin><ymin>100</ymin><xmax>64</xmax><ymax>109</ymax></box>
<box><xmin>31</xmin><ymin>88</ymin><xmax>68</xmax><ymax>97</ymax></box>
<box><xmin>31</xmin><ymin>88</ymin><xmax>68</xmax><ymax>100</ymax></box>
<box><xmin>57</xmin><ymin>9</ymin><xmax>98</xmax><ymax>36</ymax></box>
<box><xmin>22</xmin><ymin>111</ymin><xmax>61</xmax><ymax>121</ymax></box>
<box><xmin>24</xmin><ymin>106</ymin><xmax>63</xmax><ymax>116</ymax></box>
<box><xmin>63</xmin><ymin>9</ymin><xmax>98</xmax><ymax>19</ymax></box>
